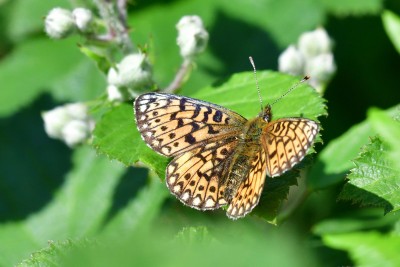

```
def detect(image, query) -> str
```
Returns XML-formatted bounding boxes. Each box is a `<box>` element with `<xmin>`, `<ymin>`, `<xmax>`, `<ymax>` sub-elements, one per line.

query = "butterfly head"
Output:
<box><xmin>260</xmin><ymin>104</ymin><xmax>272</xmax><ymax>123</ymax></box>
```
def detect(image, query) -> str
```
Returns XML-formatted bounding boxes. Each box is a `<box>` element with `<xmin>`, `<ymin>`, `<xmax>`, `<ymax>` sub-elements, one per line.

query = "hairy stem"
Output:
<box><xmin>93</xmin><ymin>0</ymin><xmax>134</xmax><ymax>54</ymax></box>
<box><xmin>163</xmin><ymin>58</ymin><xmax>192</xmax><ymax>94</ymax></box>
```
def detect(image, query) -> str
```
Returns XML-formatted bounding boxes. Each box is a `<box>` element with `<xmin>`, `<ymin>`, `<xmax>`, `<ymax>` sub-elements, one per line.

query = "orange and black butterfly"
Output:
<box><xmin>134</xmin><ymin>85</ymin><xmax>319</xmax><ymax>219</ymax></box>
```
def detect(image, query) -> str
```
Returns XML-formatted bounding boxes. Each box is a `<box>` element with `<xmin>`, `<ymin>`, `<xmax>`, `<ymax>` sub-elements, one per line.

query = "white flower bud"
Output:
<box><xmin>42</xmin><ymin>106</ymin><xmax>70</xmax><ymax>139</ymax></box>
<box><xmin>42</xmin><ymin>103</ymin><xmax>94</xmax><ymax>147</ymax></box>
<box><xmin>117</xmin><ymin>53</ymin><xmax>153</xmax><ymax>91</ymax></box>
<box><xmin>45</xmin><ymin>8</ymin><xmax>76</xmax><ymax>39</ymax></box>
<box><xmin>107</xmin><ymin>67</ymin><xmax>121</xmax><ymax>86</ymax></box>
<box><xmin>72</xmin><ymin>8</ymin><xmax>93</xmax><ymax>32</ymax></box>
<box><xmin>176</xmin><ymin>15</ymin><xmax>209</xmax><ymax>58</ymax></box>
<box><xmin>278</xmin><ymin>45</ymin><xmax>304</xmax><ymax>75</ymax></box>
<box><xmin>298</xmin><ymin>28</ymin><xmax>332</xmax><ymax>59</ymax></box>
<box><xmin>62</xmin><ymin>120</ymin><xmax>90</xmax><ymax>147</ymax></box>
<box><xmin>65</xmin><ymin>103</ymin><xmax>89</xmax><ymax>120</ymax></box>
<box><xmin>305</xmin><ymin>53</ymin><xmax>336</xmax><ymax>83</ymax></box>
<box><xmin>107</xmin><ymin>84</ymin><xmax>125</xmax><ymax>101</ymax></box>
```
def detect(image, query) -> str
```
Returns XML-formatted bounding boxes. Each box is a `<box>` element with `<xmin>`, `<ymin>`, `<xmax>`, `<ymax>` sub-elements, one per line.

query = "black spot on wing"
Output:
<box><xmin>185</xmin><ymin>134</ymin><xmax>196</xmax><ymax>144</ymax></box>
<box><xmin>202</xmin><ymin>107</ymin><xmax>212</xmax><ymax>123</ymax></box>
<box><xmin>213</xmin><ymin>110</ymin><xmax>223</xmax><ymax>122</ymax></box>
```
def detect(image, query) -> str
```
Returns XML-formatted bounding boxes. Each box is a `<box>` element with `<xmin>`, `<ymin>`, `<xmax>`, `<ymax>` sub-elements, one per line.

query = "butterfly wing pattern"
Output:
<box><xmin>135</xmin><ymin>93</ymin><xmax>246</xmax><ymax>210</ymax></box>
<box><xmin>134</xmin><ymin>92</ymin><xmax>319</xmax><ymax>219</ymax></box>
<box><xmin>134</xmin><ymin>93</ymin><xmax>246</xmax><ymax>156</ymax></box>
<box><xmin>263</xmin><ymin>119</ymin><xmax>319</xmax><ymax>177</ymax></box>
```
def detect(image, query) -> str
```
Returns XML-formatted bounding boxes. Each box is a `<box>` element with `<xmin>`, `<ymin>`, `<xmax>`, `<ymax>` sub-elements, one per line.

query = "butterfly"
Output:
<box><xmin>134</xmin><ymin>90</ymin><xmax>319</xmax><ymax>219</ymax></box>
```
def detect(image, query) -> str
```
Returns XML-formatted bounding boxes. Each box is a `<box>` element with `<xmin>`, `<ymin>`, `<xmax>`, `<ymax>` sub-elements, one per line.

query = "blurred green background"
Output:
<box><xmin>0</xmin><ymin>0</ymin><xmax>400</xmax><ymax>266</ymax></box>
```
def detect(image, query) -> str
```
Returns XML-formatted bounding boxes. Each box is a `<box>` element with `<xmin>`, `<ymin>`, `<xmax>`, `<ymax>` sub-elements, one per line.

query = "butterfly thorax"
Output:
<box><xmin>223</xmin><ymin>115</ymin><xmax>269</xmax><ymax>202</ymax></box>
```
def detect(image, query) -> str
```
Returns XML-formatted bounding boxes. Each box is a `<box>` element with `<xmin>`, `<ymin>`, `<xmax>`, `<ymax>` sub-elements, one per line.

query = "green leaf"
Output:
<box><xmin>0</xmin><ymin>37</ymin><xmax>105</xmax><ymax>117</ymax></box>
<box><xmin>368</xmin><ymin>107</ymin><xmax>400</xmax><ymax>168</ymax></box>
<box><xmin>339</xmin><ymin>137</ymin><xmax>400</xmax><ymax>213</ymax></box>
<box><xmin>100</xmin><ymin>176</ymin><xmax>168</xmax><ymax>241</ymax></box>
<box><xmin>174</xmin><ymin>226</ymin><xmax>216</xmax><ymax>244</ymax></box>
<box><xmin>313</xmin><ymin>208</ymin><xmax>400</xmax><ymax>235</ymax></box>
<box><xmin>78</xmin><ymin>45</ymin><xmax>112</xmax><ymax>74</ymax></box>
<box><xmin>307</xmin><ymin>105</ymin><xmax>399</xmax><ymax>190</ymax></box>
<box><xmin>337</xmin><ymin>107</ymin><xmax>400</xmax><ymax>213</ymax></box>
<box><xmin>16</xmin><ymin>239</ymin><xmax>93</xmax><ymax>267</ymax></box>
<box><xmin>253</xmin><ymin>168</ymin><xmax>300</xmax><ymax>224</ymax></box>
<box><xmin>382</xmin><ymin>10</ymin><xmax>400</xmax><ymax>54</ymax></box>
<box><xmin>192</xmin><ymin>71</ymin><xmax>325</xmax><ymax>121</ymax></box>
<box><xmin>320</xmin><ymin>0</ymin><xmax>382</xmax><ymax>16</ymax></box>
<box><xmin>92</xmin><ymin>103</ymin><xmax>169</xmax><ymax>178</ymax></box>
<box><xmin>322</xmin><ymin>231</ymin><xmax>400</xmax><ymax>267</ymax></box>
<box><xmin>39</xmin><ymin>222</ymin><xmax>318</xmax><ymax>267</ymax></box>
<box><xmin>0</xmin><ymin>146</ymin><xmax>125</xmax><ymax>266</ymax></box>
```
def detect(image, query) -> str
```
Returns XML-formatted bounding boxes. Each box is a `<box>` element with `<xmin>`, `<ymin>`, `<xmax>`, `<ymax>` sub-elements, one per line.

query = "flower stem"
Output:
<box><xmin>163</xmin><ymin>58</ymin><xmax>192</xmax><ymax>94</ymax></box>
<box><xmin>93</xmin><ymin>0</ymin><xmax>134</xmax><ymax>54</ymax></box>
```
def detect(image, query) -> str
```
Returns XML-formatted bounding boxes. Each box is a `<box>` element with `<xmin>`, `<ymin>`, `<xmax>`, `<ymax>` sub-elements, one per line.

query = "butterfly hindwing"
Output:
<box><xmin>263</xmin><ymin>119</ymin><xmax>319</xmax><ymax>177</ymax></box>
<box><xmin>226</xmin><ymin>146</ymin><xmax>268</xmax><ymax>219</ymax></box>
<box><xmin>134</xmin><ymin>93</ymin><xmax>246</xmax><ymax>157</ymax></box>
<box><xmin>166</xmin><ymin>136</ymin><xmax>239</xmax><ymax>209</ymax></box>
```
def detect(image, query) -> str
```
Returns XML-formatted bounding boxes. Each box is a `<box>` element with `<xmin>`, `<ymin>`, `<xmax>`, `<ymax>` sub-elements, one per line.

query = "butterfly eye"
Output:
<box><xmin>263</xmin><ymin>114</ymin><xmax>270</xmax><ymax>122</ymax></box>
<box><xmin>262</xmin><ymin>105</ymin><xmax>272</xmax><ymax>122</ymax></box>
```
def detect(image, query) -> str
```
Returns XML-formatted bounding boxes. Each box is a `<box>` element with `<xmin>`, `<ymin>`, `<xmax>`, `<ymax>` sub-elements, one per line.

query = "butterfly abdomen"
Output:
<box><xmin>224</xmin><ymin>118</ymin><xmax>266</xmax><ymax>202</ymax></box>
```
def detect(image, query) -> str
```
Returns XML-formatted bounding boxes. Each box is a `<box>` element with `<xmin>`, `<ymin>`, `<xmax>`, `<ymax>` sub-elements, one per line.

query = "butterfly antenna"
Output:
<box><xmin>249</xmin><ymin>56</ymin><xmax>264</xmax><ymax>112</ymax></box>
<box><xmin>270</xmin><ymin>75</ymin><xmax>310</xmax><ymax>106</ymax></box>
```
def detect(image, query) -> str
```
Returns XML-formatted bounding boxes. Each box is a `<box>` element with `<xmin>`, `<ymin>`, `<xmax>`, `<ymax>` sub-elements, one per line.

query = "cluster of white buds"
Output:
<box><xmin>278</xmin><ymin>28</ymin><xmax>336</xmax><ymax>93</ymax></box>
<box><xmin>42</xmin><ymin>103</ymin><xmax>94</xmax><ymax>147</ymax></box>
<box><xmin>176</xmin><ymin>15</ymin><xmax>209</xmax><ymax>59</ymax></box>
<box><xmin>107</xmin><ymin>53</ymin><xmax>154</xmax><ymax>101</ymax></box>
<box><xmin>45</xmin><ymin>7</ymin><xmax>94</xmax><ymax>39</ymax></box>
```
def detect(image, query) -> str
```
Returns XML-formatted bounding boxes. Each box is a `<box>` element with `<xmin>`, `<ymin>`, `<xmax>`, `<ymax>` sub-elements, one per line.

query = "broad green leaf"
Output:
<box><xmin>382</xmin><ymin>10</ymin><xmax>400</xmax><ymax>54</ymax></box>
<box><xmin>174</xmin><ymin>226</ymin><xmax>216</xmax><ymax>244</ymax></box>
<box><xmin>253</xmin><ymin>168</ymin><xmax>300</xmax><ymax>224</ymax></box>
<box><xmin>0</xmin><ymin>37</ymin><xmax>105</xmax><ymax>117</ymax></box>
<box><xmin>16</xmin><ymin>239</ymin><xmax>93</xmax><ymax>267</ymax></box>
<box><xmin>368</xmin><ymin>107</ymin><xmax>400</xmax><ymax>168</ymax></box>
<box><xmin>320</xmin><ymin>0</ymin><xmax>382</xmax><ymax>16</ymax></box>
<box><xmin>339</xmin><ymin>137</ymin><xmax>400</xmax><ymax>213</ymax></box>
<box><xmin>323</xmin><ymin>231</ymin><xmax>400</xmax><ymax>267</ymax></box>
<box><xmin>313</xmin><ymin>208</ymin><xmax>400</xmax><ymax>235</ymax></box>
<box><xmin>91</xmin><ymin>103</ymin><xmax>169</xmax><ymax>178</ymax></box>
<box><xmin>307</xmin><ymin>105</ymin><xmax>399</xmax><ymax>190</ymax></box>
<box><xmin>192</xmin><ymin>71</ymin><xmax>325</xmax><ymax>121</ymax></box>
<box><xmin>0</xmin><ymin>146</ymin><xmax>125</xmax><ymax>266</ymax></box>
<box><xmin>38</xmin><ymin>222</ymin><xmax>317</xmax><ymax>267</ymax></box>
<box><xmin>100</xmin><ymin>176</ymin><xmax>168</xmax><ymax>241</ymax></box>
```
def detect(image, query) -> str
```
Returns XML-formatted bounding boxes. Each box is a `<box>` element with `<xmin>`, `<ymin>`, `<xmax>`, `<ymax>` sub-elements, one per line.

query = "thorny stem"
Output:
<box><xmin>93</xmin><ymin>0</ymin><xmax>134</xmax><ymax>54</ymax></box>
<box><xmin>163</xmin><ymin>58</ymin><xmax>192</xmax><ymax>94</ymax></box>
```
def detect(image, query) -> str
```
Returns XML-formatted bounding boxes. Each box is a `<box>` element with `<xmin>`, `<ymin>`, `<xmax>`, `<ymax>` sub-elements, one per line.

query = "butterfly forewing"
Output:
<box><xmin>134</xmin><ymin>93</ymin><xmax>246</xmax><ymax>157</ymax></box>
<box><xmin>263</xmin><ymin>119</ymin><xmax>319</xmax><ymax>177</ymax></box>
